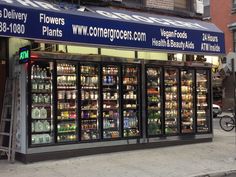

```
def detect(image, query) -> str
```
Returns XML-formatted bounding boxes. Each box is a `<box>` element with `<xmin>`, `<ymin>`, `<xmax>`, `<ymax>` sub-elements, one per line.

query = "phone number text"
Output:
<box><xmin>0</xmin><ymin>22</ymin><xmax>25</xmax><ymax>34</ymax></box>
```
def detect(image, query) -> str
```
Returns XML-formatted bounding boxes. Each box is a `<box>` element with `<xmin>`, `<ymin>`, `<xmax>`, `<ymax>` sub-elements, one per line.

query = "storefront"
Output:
<box><xmin>0</xmin><ymin>0</ymin><xmax>225</xmax><ymax>163</ymax></box>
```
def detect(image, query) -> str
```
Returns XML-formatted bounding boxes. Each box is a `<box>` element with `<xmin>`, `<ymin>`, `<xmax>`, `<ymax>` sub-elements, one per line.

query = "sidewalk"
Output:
<box><xmin>0</xmin><ymin>129</ymin><xmax>236</xmax><ymax>177</ymax></box>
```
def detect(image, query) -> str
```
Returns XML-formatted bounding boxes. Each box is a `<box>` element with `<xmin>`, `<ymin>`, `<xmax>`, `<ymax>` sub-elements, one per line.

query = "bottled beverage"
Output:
<box><xmin>36</xmin><ymin>65</ymin><xmax>40</xmax><ymax>78</ymax></box>
<box><xmin>38</xmin><ymin>79</ymin><xmax>44</xmax><ymax>90</ymax></box>
<box><xmin>32</xmin><ymin>79</ymin><xmax>38</xmax><ymax>90</ymax></box>
<box><xmin>32</xmin><ymin>65</ymin><xmax>36</xmax><ymax>79</ymax></box>
<box><xmin>44</xmin><ymin>80</ymin><xmax>51</xmax><ymax>90</ymax></box>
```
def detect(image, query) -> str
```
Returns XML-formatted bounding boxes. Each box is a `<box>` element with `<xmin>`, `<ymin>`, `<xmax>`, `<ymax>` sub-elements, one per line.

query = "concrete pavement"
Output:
<box><xmin>0</xmin><ymin>124</ymin><xmax>236</xmax><ymax>177</ymax></box>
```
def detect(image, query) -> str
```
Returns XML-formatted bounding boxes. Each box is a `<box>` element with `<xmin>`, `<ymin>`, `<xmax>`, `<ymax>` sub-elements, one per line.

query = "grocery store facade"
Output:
<box><xmin>0</xmin><ymin>0</ymin><xmax>225</xmax><ymax>163</ymax></box>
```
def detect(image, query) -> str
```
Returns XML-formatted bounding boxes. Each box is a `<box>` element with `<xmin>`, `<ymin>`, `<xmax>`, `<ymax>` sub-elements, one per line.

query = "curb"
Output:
<box><xmin>195</xmin><ymin>170</ymin><xmax>236</xmax><ymax>177</ymax></box>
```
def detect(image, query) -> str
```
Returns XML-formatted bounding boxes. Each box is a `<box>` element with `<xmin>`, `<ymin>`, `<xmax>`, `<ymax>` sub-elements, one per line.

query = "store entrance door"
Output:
<box><xmin>0</xmin><ymin>59</ymin><xmax>6</xmax><ymax>118</ymax></box>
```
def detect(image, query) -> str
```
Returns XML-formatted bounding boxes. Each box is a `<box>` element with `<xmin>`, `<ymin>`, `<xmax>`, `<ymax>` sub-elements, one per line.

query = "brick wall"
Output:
<box><xmin>145</xmin><ymin>0</ymin><xmax>174</xmax><ymax>10</ymax></box>
<box><xmin>210</xmin><ymin>0</ymin><xmax>236</xmax><ymax>54</ymax></box>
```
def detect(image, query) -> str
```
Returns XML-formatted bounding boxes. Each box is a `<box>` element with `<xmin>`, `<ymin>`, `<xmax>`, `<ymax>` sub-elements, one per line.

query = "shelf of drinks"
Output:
<box><xmin>57</xmin><ymin>118</ymin><xmax>76</xmax><ymax>122</ymax></box>
<box><xmin>57</xmin><ymin>87</ymin><xmax>77</xmax><ymax>90</ymax></box>
<box><xmin>182</xmin><ymin>121</ymin><xmax>193</xmax><ymax>125</ymax></box>
<box><xmin>123</xmin><ymin>90</ymin><xmax>138</xmax><ymax>93</ymax></box>
<box><xmin>57</xmin><ymin>131</ymin><xmax>76</xmax><ymax>134</ymax></box>
<box><xmin>103</xmin><ymin>83</ymin><xmax>118</xmax><ymax>86</ymax></box>
<box><xmin>103</xmin><ymin>88</ymin><xmax>119</xmax><ymax>92</ymax></box>
<box><xmin>31</xmin><ymin>77</ymin><xmax>51</xmax><ymax>80</ymax></box>
<box><xmin>147</xmin><ymin>74</ymin><xmax>160</xmax><ymax>78</ymax></box>
<box><xmin>57</xmin><ymin>73</ymin><xmax>76</xmax><ymax>76</ymax></box>
<box><xmin>147</xmin><ymin>85</ymin><xmax>160</xmax><ymax>88</ymax></box>
<box><xmin>80</xmin><ymin>73</ymin><xmax>98</xmax><ymax>77</ymax></box>
<box><xmin>123</xmin><ymin>107</ymin><xmax>137</xmax><ymax>110</ymax></box>
<box><xmin>197</xmin><ymin>79</ymin><xmax>207</xmax><ymax>82</ymax></box>
<box><xmin>103</xmin><ymin>99</ymin><xmax>119</xmax><ymax>101</ymax></box>
<box><xmin>123</xmin><ymin>126</ymin><xmax>139</xmax><ymax>130</ymax></box>
<box><xmin>123</xmin><ymin>98</ymin><xmax>137</xmax><ymax>101</ymax></box>
<box><xmin>82</xmin><ymin>128</ymin><xmax>98</xmax><ymax>131</ymax></box>
<box><xmin>57</xmin><ymin>134</ymin><xmax>77</xmax><ymax>140</ymax></box>
<box><xmin>103</xmin><ymin>117</ymin><xmax>119</xmax><ymax>120</ymax></box>
<box><xmin>57</xmin><ymin>108</ymin><xmax>76</xmax><ymax>111</ymax></box>
<box><xmin>124</xmin><ymin>130</ymin><xmax>139</xmax><ymax>137</ymax></box>
<box><xmin>165</xmin><ymin>83</ymin><xmax>178</xmax><ymax>87</ymax></box>
<box><xmin>147</xmin><ymin>107</ymin><xmax>161</xmax><ymax>112</ymax></box>
<box><xmin>165</xmin><ymin>108</ymin><xmax>178</xmax><ymax>111</ymax></box>
<box><xmin>31</xmin><ymin>90</ymin><xmax>51</xmax><ymax>94</ymax></box>
<box><xmin>123</xmin><ymin>74</ymin><xmax>137</xmax><ymax>78</ymax></box>
<box><xmin>81</xmin><ymin>108</ymin><xmax>98</xmax><ymax>111</ymax></box>
<box><xmin>81</xmin><ymin>99</ymin><xmax>99</xmax><ymax>102</ymax></box>
<box><xmin>123</xmin><ymin>83</ymin><xmax>138</xmax><ymax>86</ymax></box>
<box><xmin>103</xmin><ymin>108</ymin><xmax>119</xmax><ymax>111</ymax></box>
<box><xmin>197</xmin><ymin>91</ymin><xmax>208</xmax><ymax>94</ymax></box>
<box><xmin>103</xmin><ymin>73</ymin><xmax>119</xmax><ymax>76</ymax></box>
<box><xmin>165</xmin><ymin>119</ymin><xmax>177</xmax><ymax>123</ymax></box>
<box><xmin>81</xmin><ymin>117</ymin><xmax>98</xmax><ymax>120</ymax></box>
<box><xmin>32</xmin><ymin>118</ymin><xmax>53</xmax><ymax>121</ymax></box>
<box><xmin>31</xmin><ymin>136</ymin><xmax>54</xmax><ymax>145</ymax></box>
<box><xmin>103</xmin><ymin>130</ymin><xmax>120</xmax><ymax>139</ymax></box>
<box><xmin>31</xmin><ymin>131</ymin><xmax>53</xmax><ymax>135</ymax></box>
<box><xmin>165</xmin><ymin>125</ymin><xmax>177</xmax><ymax>129</ymax></box>
<box><xmin>57</xmin><ymin>99</ymin><xmax>77</xmax><ymax>102</ymax></box>
<box><xmin>103</xmin><ymin>127</ymin><xmax>119</xmax><ymax>131</ymax></box>
<box><xmin>197</xmin><ymin>104</ymin><xmax>208</xmax><ymax>107</ymax></box>
<box><xmin>31</xmin><ymin>104</ymin><xmax>51</xmax><ymax>107</ymax></box>
<box><xmin>81</xmin><ymin>88</ymin><xmax>99</xmax><ymax>91</ymax></box>
<box><xmin>147</xmin><ymin>92</ymin><xmax>160</xmax><ymax>95</ymax></box>
<box><xmin>197</xmin><ymin>118</ymin><xmax>207</xmax><ymax>121</ymax></box>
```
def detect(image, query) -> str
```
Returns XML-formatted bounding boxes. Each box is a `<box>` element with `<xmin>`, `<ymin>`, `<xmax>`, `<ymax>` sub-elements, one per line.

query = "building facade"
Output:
<box><xmin>204</xmin><ymin>0</ymin><xmax>236</xmax><ymax>109</ymax></box>
<box><xmin>0</xmin><ymin>0</ymin><xmax>224</xmax><ymax>162</ymax></box>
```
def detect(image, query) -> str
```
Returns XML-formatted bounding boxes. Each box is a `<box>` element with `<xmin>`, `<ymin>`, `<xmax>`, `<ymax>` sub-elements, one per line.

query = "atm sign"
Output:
<box><xmin>19</xmin><ymin>46</ymin><xmax>30</xmax><ymax>64</ymax></box>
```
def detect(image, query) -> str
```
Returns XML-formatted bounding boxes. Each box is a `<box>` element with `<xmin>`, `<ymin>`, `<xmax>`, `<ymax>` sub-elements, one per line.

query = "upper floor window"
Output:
<box><xmin>174</xmin><ymin>0</ymin><xmax>187</xmax><ymax>9</ymax></box>
<box><xmin>233</xmin><ymin>0</ymin><xmax>236</xmax><ymax>8</ymax></box>
<box><xmin>233</xmin><ymin>31</ymin><xmax>236</xmax><ymax>52</ymax></box>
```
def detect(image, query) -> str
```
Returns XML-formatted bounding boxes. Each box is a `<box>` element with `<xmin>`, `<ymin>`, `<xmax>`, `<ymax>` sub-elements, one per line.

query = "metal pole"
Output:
<box><xmin>231</xmin><ymin>59</ymin><xmax>236</xmax><ymax>149</ymax></box>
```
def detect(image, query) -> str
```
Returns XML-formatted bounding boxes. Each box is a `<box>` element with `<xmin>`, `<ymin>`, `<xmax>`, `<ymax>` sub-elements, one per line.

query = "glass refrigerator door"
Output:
<box><xmin>196</xmin><ymin>70</ymin><xmax>209</xmax><ymax>132</ymax></box>
<box><xmin>30</xmin><ymin>62</ymin><xmax>54</xmax><ymax>145</ymax></box>
<box><xmin>181</xmin><ymin>70</ymin><xmax>194</xmax><ymax>134</ymax></box>
<box><xmin>146</xmin><ymin>67</ymin><xmax>162</xmax><ymax>136</ymax></box>
<box><xmin>80</xmin><ymin>65</ymin><xmax>100</xmax><ymax>141</ymax></box>
<box><xmin>164</xmin><ymin>68</ymin><xmax>178</xmax><ymax>134</ymax></box>
<box><xmin>122</xmin><ymin>66</ymin><xmax>140</xmax><ymax>138</ymax></box>
<box><xmin>102</xmin><ymin>65</ymin><xmax>121</xmax><ymax>139</ymax></box>
<box><xmin>56</xmin><ymin>63</ymin><xmax>77</xmax><ymax>143</ymax></box>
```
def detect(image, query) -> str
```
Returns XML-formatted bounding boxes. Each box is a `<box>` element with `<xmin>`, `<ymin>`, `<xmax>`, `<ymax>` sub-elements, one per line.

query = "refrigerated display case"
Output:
<box><xmin>181</xmin><ymin>70</ymin><xmax>194</xmax><ymax>134</ymax></box>
<box><xmin>102</xmin><ymin>65</ymin><xmax>121</xmax><ymax>139</ymax></box>
<box><xmin>80</xmin><ymin>64</ymin><xmax>100</xmax><ymax>141</ymax></box>
<box><xmin>164</xmin><ymin>68</ymin><xmax>178</xmax><ymax>134</ymax></box>
<box><xmin>56</xmin><ymin>63</ymin><xmax>77</xmax><ymax>142</ymax></box>
<box><xmin>27</xmin><ymin>56</ymin><xmax>212</xmax><ymax>157</ymax></box>
<box><xmin>196</xmin><ymin>70</ymin><xmax>210</xmax><ymax>133</ymax></box>
<box><xmin>30</xmin><ymin>61</ymin><xmax>54</xmax><ymax>145</ymax></box>
<box><xmin>146</xmin><ymin>67</ymin><xmax>162</xmax><ymax>136</ymax></box>
<box><xmin>122</xmin><ymin>65</ymin><xmax>140</xmax><ymax>137</ymax></box>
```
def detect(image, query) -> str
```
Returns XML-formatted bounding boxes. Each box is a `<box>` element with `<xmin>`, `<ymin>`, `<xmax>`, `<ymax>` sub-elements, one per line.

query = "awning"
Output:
<box><xmin>0</xmin><ymin>0</ymin><xmax>225</xmax><ymax>55</ymax></box>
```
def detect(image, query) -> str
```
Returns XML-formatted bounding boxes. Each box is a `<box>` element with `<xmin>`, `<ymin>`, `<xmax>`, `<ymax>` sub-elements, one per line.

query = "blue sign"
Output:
<box><xmin>0</xmin><ymin>1</ymin><xmax>225</xmax><ymax>55</ymax></box>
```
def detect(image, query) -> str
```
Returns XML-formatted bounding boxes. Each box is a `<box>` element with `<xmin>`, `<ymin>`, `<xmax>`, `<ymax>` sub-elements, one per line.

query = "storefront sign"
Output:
<box><xmin>0</xmin><ymin>1</ymin><xmax>225</xmax><ymax>55</ymax></box>
<box><xmin>19</xmin><ymin>45</ymin><xmax>30</xmax><ymax>64</ymax></box>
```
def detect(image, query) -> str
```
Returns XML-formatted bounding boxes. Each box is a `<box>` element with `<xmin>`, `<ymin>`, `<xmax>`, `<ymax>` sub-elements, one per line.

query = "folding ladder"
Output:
<box><xmin>0</xmin><ymin>78</ymin><xmax>18</xmax><ymax>163</ymax></box>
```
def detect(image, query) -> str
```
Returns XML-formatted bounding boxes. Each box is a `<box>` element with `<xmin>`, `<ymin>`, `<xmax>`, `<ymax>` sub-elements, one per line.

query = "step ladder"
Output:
<box><xmin>0</xmin><ymin>78</ymin><xmax>18</xmax><ymax>163</ymax></box>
